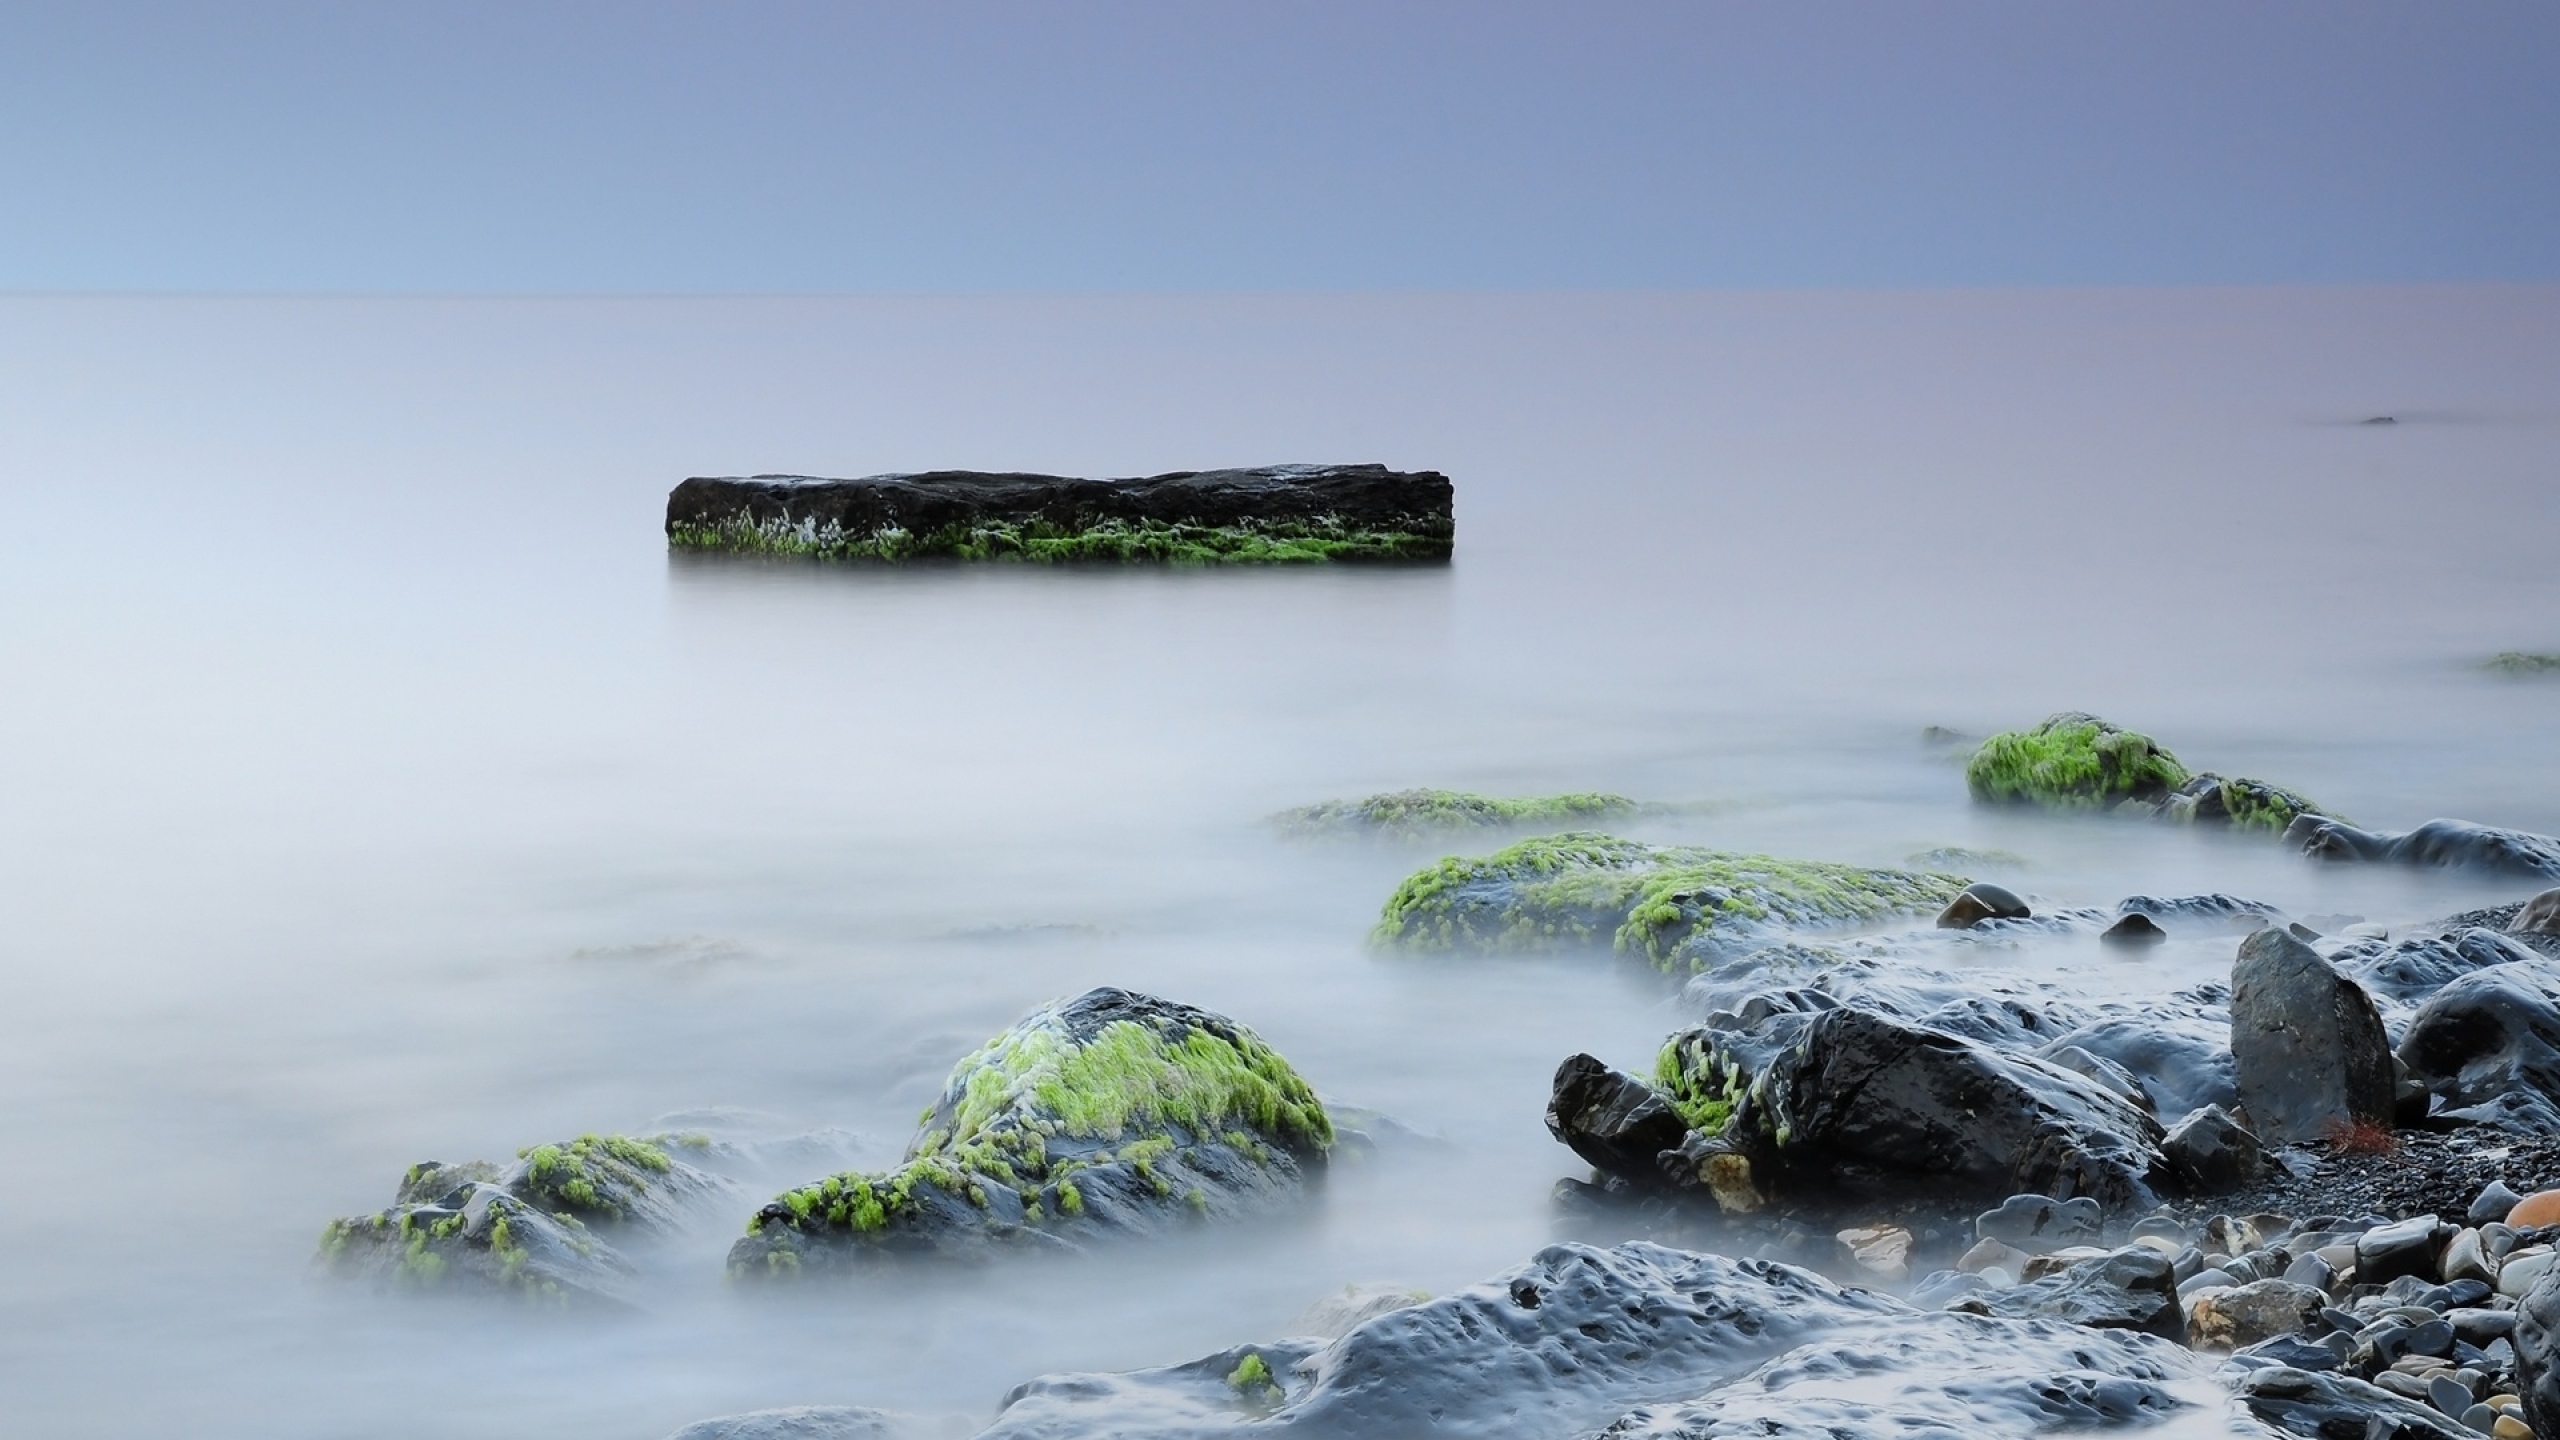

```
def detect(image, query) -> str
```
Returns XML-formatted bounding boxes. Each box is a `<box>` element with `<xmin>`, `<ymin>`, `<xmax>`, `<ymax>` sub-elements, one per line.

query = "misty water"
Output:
<box><xmin>0</xmin><ymin>288</ymin><xmax>2554</xmax><ymax>1437</ymax></box>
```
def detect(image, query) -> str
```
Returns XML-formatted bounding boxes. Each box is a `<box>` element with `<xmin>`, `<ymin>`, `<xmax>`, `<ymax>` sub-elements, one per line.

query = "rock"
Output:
<box><xmin>2477</xmin><ymin>1183</ymin><xmax>2529</xmax><ymax>1225</ymax></box>
<box><xmin>2504</xmin><ymin>1249</ymin><xmax>2559</xmax><ymax>1299</ymax></box>
<box><xmin>727</xmin><ymin>988</ymin><xmax>1330</xmax><ymax>1276</ymax></box>
<box><xmin>1936</xmin><ymin>882</ymin><xmax>2031</xmax><ymax>929</ymax></box>
<box><xmin>2289</xmin><ymin>816</ymin><xmax>2560</xmax><ymax>881</ymax></box>
<box><xmin>2229</xmin><ymin>927</ymin><xmax>2395</xmax><ymax>1144</ymax></box>
<box><xmin>2160</xmin><ymin>1104</ymin><xmax>2268</xmax><ymax>1195</ymax></box>
<box><xmin>1959</xmin><ymin>1237</ymin><xmax>2032</xmax><ymax>1275</ymax></box>
<box><xmin>2100</xmin><ymin>913</ymin><xmax>2167</xmax><ymax>949</ymax></box>
<box><xmin>2239</xmin><ymin>1333</ymin><xmax>2344</xmax><ymax>1372</ymax></box>
<box><xmin>1976</xmin><ymin>1193</ymin><xmax>2104</xmax><ymax>1252</ymax></box>
<box><xmin>2188</xmin><ymin>1279</ymin><xmax>2327</xmax><ymax>1349</ymax></box>
<box><xmin>315</xmin><ymin>1132</ymin><xmax>736</xmax><ymax>1305</ymax></box>
<box><xmin>1964</xmin><ymin>713</ymin><xmax>2190</xmax><ymax>812</ymax></box>
<box><xmin>2517</xmin><ymin>1192</ymin><xmax>2560</xmax><ymax>1228</ymax></box>
<box><xmin>2157</xmin><ymin>772</ymin><xmax>2333</xmax><ymax>833</ymax></box>
<box><xmin>2518</xmin><ymin>891</ymin><xmax>2560</xmax><ymax>937</ymax></box>
<box><xmin>1718</xmin><ymin>1007</ymin><xmax>2168</xmax><ymax>1212</ymax></box>
<box><xmin>2520</xmin><ymin>1262</ymin><xmax>2560</xmax><ymax>1440</ymax></box>
<box><xmin>2445</xmin><ymin>1228</ymin><xmax>2498</xmax><ymax>1286</ymax></box>
<box><xmin>662</xmin><ymin>1408</ymin><xmax>914</xmax><ymax>1440</ymax></box>
<box><xmin>664</xmin><ymin>464</ymin><xmax>1455</xmax><ymax>563</ymax></box>
<box><xmin>2117</xmin><ymin>893</ymin><xmax>2287</xmax><ymax>932</ymax></box>
<box><xmin>1546</xmin><ymin>1053</ymin><xmax>1691</xmax><ymax>1187</ymax></box>
<box><xmin>2285</xmin><ymin>1251</ymin><xmax>2337</xmax><ymax>1291</ymax></box>
<box><xmin>2398</xmin><ymin>965</ymin><xmax>2560</xmax><ymax>1133</ymax></box>
<box><xmin>2238</xmin><ymin>1368</ymin><xmax>2477</xmax><ymax>1440</ymax></box>
<box><xmin>1372</xmin><ymin>834</ymin><xmax>1963</xmax><ymax>970</ymax></box>
<box><xmin>1837</xmin><ymin>1225</ymin><xmax>1913</xmax><ymax>1280</ymax></box>
<box><xmin>2491</xmin><ymin>653</ymin><xmax>2560</xmax><ymax>676</ymax></box>
<box><xmin>2362</xmin><ymin>1217</ymin><xmax>2455</xmax><ymax>1286</ymax></box>
<box><xmin>1273</xmin><ymin>789</ymin><xmax>1638</xmax><ymax>841</ymax></box>
<box><xmin>1948</xmin><ymin>1245</ymin><xmax>2186</xmax><ymax>1342</ymax></box>
<box><xmin>1289</xmin><ymin>1283</ymin><xmax>1433</xmax><ymax>1340</ymax></box>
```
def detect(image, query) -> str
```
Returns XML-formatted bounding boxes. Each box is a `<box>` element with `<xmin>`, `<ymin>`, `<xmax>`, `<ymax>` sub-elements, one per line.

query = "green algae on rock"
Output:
<box><xmin>665</xmin><ymin>465</ymin><xmax>1454</xmax><ymax>564</ymax></box>
<box><xmin>1370</xmin><ymin>831</ymin><xmax>1965</xmax><ymax>972</ymax></box>
<box><xmin>2488</xmin><ymin>651</ymin><xmax>2560</xmax><ymax>676</ymax></box>
<box><xmin>315</xmin><ymin>1131</ymin><xmax>732</xmax><ymax>1306</ymax></box>
<box><xmin>1273</xmin><ymin>788</ymin><xmax>1639</xmax><ymax>841</ymax></box>
<box><xmin>728</xmin><ymin>988</ymin><xmax>1331</xmax><ymax>1277</ymax></box>
<box><xmin>1965</xmin><ymin>712</ymin><xmax>2336</xmax><ymax>831</ymax></box>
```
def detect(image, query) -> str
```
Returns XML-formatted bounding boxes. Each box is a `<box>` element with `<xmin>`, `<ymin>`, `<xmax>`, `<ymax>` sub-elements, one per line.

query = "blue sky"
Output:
<box><xmin>3</xmin><ymin>1</ymin><xmax>2554</xmax><ymax>292</ymax></box>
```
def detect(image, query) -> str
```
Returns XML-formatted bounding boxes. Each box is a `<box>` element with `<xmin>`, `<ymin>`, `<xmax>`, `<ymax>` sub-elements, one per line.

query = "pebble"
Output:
<box><xmin>2433</xmin><ymin>1374</ymin><xmax>2477</xmax><ymax>1415</ymax></box>
<box><xmin>2508</xmin><ymin>1190</ymin><xmax>2560</xmax><ymax>1228</ymax></box>
<box><xmin>2406</xmin><ymin>1318</ymin><xmax>2457</xmax><ymax>1358</ymax></box>
<box><xmin>2492</xmin><ymin>1415</ymin><xmax>2531</xmax><ymax>1440</ymax></box>
<box><xmin>2469</xmin><ymin>1403</ymin><xmax>2503</xmax><ymax>1433</ymax></box>
<box><xmin>2285</xmin><ymin>1252</ymin><xmax>2336</xmax><ymax>1291</ymax></box>
<box><xmin>2474</xmin><ymin>1182</ymin><xmax>2526</xmax><ymax>1227</ymax></box>
<box><xmin>2497</xmin><ymin>1247</ymin><xmax>2556</xmax><ymax>1298</ymax></box>
<box><xmin>1838</xmin><ymin>1224</ymin><xmax>1913</xmax><ymax>1280</ymax></box>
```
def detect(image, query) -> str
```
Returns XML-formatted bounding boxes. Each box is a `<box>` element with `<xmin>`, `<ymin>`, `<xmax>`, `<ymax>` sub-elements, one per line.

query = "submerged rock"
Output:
<box><xmin>1547</xmin><ymin>1053</ymin><xmax>1691</xmax><ymax>1188</ymax></box>
<box><xmin>2488</xmin><ymin>652</ymin><xmax>2560</xmax><ymax>677</ymax></box>
<box><xmin>2399</xmin><ymin>963</ymin><xmax>2560</xmax><ymax>1133</ymax></box>
<box><xmin>1965</xmin><ymin>713</ymin><xmax>2191</xmax><ymax>812</ymax></box>
<box><xmin>2287</xmin><ymin>816</ymin><xmax>2560</xmax><ymax>881</ymax></box>
<box><xmin>1372</xmin><ymin>832</ymin><xmax>1964</xmax><ymax>970</ymax></box>
<box><xmin>2156</xmin><ymin>772</ymin><xmax>2332</xmax><ymax>833</ymax></box>
<box><xmin>1272</xmin><ymin>788</ymin><xmax>1637</xmax><ymax>841</ymax></box>
<box><xmin>1946</xmin><ymin>1245</ymin><xmax>2185</xmax><ymax>1343</ymax></box>
<box><xmin>663</xmin><ymin>464</ymin><xmax>1454</xmax><ymax>564</ymax></box>
<box><xmin>727</xmin><ymin>988</ymin><xmax>1330</xmax><ymax>1276</ymax></box>
<box><xmin>663</xmin><ymin>1408</ymin><xmax>936</xmax><ymax>1440</ymax></box>
<box><xmin>2230</xmin><ymin>928</ymin><xmax>2396</xmax><ymax>1145</ymax></box>
<box><xmin>1937</xmin><ymin>882</ymin><xmax>2031</xmax><ymax>929</ymax></box>
<box><xmin>315</xmin><ymin>1132</ymin><xmax>733</xmax><ymax>1306</ymax></box>
<box><xmin>2100</xmin><ymin>913</ymin><xmax>2167</xmax><ymax>949</ymax></box>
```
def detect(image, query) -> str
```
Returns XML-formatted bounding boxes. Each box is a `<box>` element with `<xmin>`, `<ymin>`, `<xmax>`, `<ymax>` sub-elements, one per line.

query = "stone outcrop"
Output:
<box><xmin>664</xmin><ymin>464</ymin><xmax>1454</xmax><ymax>563</ymax></box>
<box><xmin>2287</xmin><ymin>816</ymin><xmax>2560</xmax><ymax>880</ymax></box>
<box><xmin>2229</xmin><ymin>928</ymin><xmax>2395</xmax><ymax>1144</ymax></box>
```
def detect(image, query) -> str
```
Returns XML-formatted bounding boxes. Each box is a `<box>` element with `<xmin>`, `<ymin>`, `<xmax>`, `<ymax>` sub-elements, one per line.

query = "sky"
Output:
<box><xmin>1</xmin><ymin>1</ymin><xmax>2555</xmax><ymax>293</ymax></box>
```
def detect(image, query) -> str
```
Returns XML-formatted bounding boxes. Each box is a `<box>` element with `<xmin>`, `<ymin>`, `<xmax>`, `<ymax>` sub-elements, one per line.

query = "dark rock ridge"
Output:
<box><xmin>316</xmin><ymin>1132</ymin><xmax>736</xmax><ymax>1306</ymax></box>
<box><xmin>2288</xmin><ymin>816</ymin><xmax>2560</xmax><ymax>881</ymax></box>
<box><xmin>727</xmin><ymin>988</ymin><xmax>1330</xmax><ymax>1276</ymax></box>
<box><xmin>1964</xmin><ymin>712</ymin><xmax>2330</xmax><ymax>832</ymax></box>
<box><xmin>664</xmin><ymin>464</ymin><xmax>1453</xmax><ymax>563</ymax></box>
<box><xmin>964</xmin><ymin>1241</ymin><xmax>2203</xmax><ymax>1440</ymax></box>
<box><xmin>2229</xmin><ymin>928</ymin><xmax>2396</xmax><ymax>1145</ymax></box>
<box><xmin>1371</xmin><ymin>832</ymin><xmax>1965</xmax><ymax>971</ymax></box>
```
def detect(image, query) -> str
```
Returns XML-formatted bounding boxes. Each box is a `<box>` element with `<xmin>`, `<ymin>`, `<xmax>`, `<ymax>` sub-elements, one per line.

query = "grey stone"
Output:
<box><xmin>2230</xmin><ymin>928</ymin><xmax>2395</xmax><ymax>1144</ymax></box>
<box><xmin>1936</xmin><ymin>882</ymin><xmax>2031</xmax><ymax>929</ymax></box>
<box><xmin>1975</xmin><ymin>1193</ymin><xmax>2103</xmax><ymax>1252</ymax></box>
<box><xmin>2189</xmin><ymin>1279</ymin><xmax>2327</xmax><ymax>1350</ymax></box>
<box><xmin>2160</xmin><ymin>1104</ymin><xmax>2268</xmax><ymax>1195</ymax></box>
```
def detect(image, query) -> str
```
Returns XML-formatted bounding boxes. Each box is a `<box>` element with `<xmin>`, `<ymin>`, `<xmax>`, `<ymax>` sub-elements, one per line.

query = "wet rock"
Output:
<box><xmin>1936</xmin><ymin>882</ymin><xmax>2031</xmax><ymax>929</ymax></box>
<box><xmin>2518</xmin><ymin>1193</ymin><xmax>2560</xmax><ymax>1228</ymax></box>
<box><xmin>2188</xmin><ymin>1278</ymin><xmax>2326</xmax><ymax>1349</ymax></box>
<box><xmin>2100</xmin><ymin>913</ymin><xmax>2167</xmax><ymax>949</ymax></box>
<box><xmin>727</xmin><ymin>988</ymin><xmax>1330</xmax><ymax>1277</ymax></box>
<box><xmin>665</xmin><ymin>464</ymin><xmax>1456</xmax><ymax>563</ymax></box>
<box><xmin>2230</xmin><ymin>927</ymin><xmax>2395</xmax><ymax>1144</ymax></box>
<box><xmin>2157</xmin><ymin>772</ymin><xmax>2333</xmax><ymax>834</ymax></box>
<box><xmin>2477</xmin><ymin>1183</ymin><xmax>2529</xmax><ymax>1225</ymax></box>
<box><xmin>1976</xmin><ymin>1193</ymin><xmax>2104</xmax><ymax>1252</ymax></box>
<box><xmin>1546</xmin><ymin>1053</ymin><xmax>1691</xmax><ymax>1187</ymax></box>
<box><xmin>2400</xmin><ymin>965</ymin><xmax>2560</xmax><ymax>1134</ymax></box>
<box><xmin>1837</xmin><ymin>1225</ymin><xmax>1913</xmax><ymax>1280</ymax></box>
<box><xmin>2160</xmin><ymin>1104</ymin><xmax>2268</xmax><ymax>1195</ymax></box>
<box><xmin>1965</xmin><ymin>713</ymin><xmax>2190</xmax><ymax>812</ymax></box>
<box><xmin>316</xmin><ymin>1181</ymin><xmax>641</xmax><ymax>1307</ymax></box>
<box><xmin>1960</xmin><ymin>1237</ymin><xmax>2033</xmax><ymax>1275</ymax></box>
<box><xmin>976</xmin><ymin>1243</ymin><xmax>1906</xmax><ymax>1439</ymax></box>
<box><xmin>2333</xmin><ymin>929</ymin><xmax>2548</xmax><ymax>1014</ymax></box>
<box><xmin>2288</xmin><ymin>816</ymin><xmax>2560</xmax><ymax>882</ymax></box>
<box><xmin>1372</xmin><ymin>833</ymin><xmax>1962</xmax><ymax>970</ymax></box>
<box><xmin>1274</xmin><ymin>789</ymin><xmax>1638</xmax><ymax>841</ymax></box>
<box><xmin>2237</xmin><ymin>1367</ymin><xmax>2476</xmax><ymax>1440</ymax></box>
<box><xmin>2362</xmin><ymin>1216</ymin><xmax>2455</xmax><ymax>1286</ymax></box>
<box><xmin>663</xmin><ymin>1408</ymin><xmax>921</xmax><ymax>1440</ymax></box>
<box><xmin>2503</xmin><ymin>1249</ymin><xmax>2559</xmax><ymax>1299</ymax></box>
<box><xmin>2518</xmin><ymin>892</ymin><xmax>2560</xmax><ymax>938</ymax></box>
<box><xmin>1724</xmin><ymin>1007</ymin><xmax>2168</xmax><ymax>1212</ymax></box>
<box><xmin>1948</xmin><ymin>1245</ymin><xmax>2186</xmax><ymax>1342</ymax></box>
<box><xmin>2444</xmin><ymin>1228</ymin><xmax>2497</xmax><ymax>1286</ymax></box>
<box><xmin>1289</xmin><ymin>1283</ymin><xmax>1433</xmax><ymax>1341</ymax></box>
<box><xmin>2238</xmin><ymin>1333</ymin><xmax>2344</xmax><ymax>1372</ymax></box>
<box><xmin>2118</xmin><ymin>893</ymin><xmax>2287</xmax><ymax>932</ymax></box>
<box><xmin>2038</xmin><ymin>1010</ymin><xmax>2238</xmax><ymax>1119</ymax></box>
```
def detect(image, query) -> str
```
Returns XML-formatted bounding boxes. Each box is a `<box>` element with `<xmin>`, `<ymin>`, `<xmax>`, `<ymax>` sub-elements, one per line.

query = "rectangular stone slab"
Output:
<box><xmin>665</xmin><ymin>463</ymin><xmax>1453</xmax><ymax>563</ymax></box>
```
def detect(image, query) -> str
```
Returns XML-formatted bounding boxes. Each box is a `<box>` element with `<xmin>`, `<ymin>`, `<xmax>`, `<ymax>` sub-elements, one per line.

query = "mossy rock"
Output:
<box><xmin>729</xmin><ymin>988</ymin><xmax>1332</xmax><ymax>1276</ymax></box>
<box><xmin>317</xmin><ymin>1132</ymin><xmax>734</xmax><ymax>1304</ymax></box>
<box><xmin>1370</xmin><ymin>832</ymin><xmax>1965</xmax><ymax>972</ymax></box>
<box><xmin>1273</xmin><ymin>788</ymin><xmax>1639</xmax><ymax>841</ymax></box>
<box><xmin>2487</xmin><ymin>652</ymin><xmax>2560</xmax><ymax>676</ymax></box>
<box><xmin>1964</xmin><ymin>713</ymin><xmax>2191</xmax><ymax>812</ymax></box>
<box><xmin>2158</xmin><ymin>773</ymin><xmax>2335</xmax><ymax>833</ymax></box>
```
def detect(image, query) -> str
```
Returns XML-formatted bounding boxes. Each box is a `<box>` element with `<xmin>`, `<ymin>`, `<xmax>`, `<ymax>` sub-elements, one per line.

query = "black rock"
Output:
<box><xmin>2235</xmin><ymin>1366</ymin><xmax>2474</xmax><ymax>1440</ymax></box>
<box><xmin>665</xmin><ymin>464</ymin><xmax>1456</xmax><ymax>564</ymax></box>
<box><xmin>2117</xmin><ymin>893</ymin><xmax>2285</xmax><ymax>932</ymax></box>
<box><xmin>2100</xmin><ymin>913</ymin><xmax>2168</xmax><ymax>949</ymax></box>
<box><xmin>1946</xmin><ymin>1246</ymin><xmax>2186</xmax><ymax>1343</ymax></box>
<box><xmin>2474</xmin><ymin>1182</ymin><xmax>2527</xmax><ymax>1226</ymax></box>
<box><xmin>2230</xmin><ymin>928</ymin><xmax>2395</xmax><ymax>1144</ymax></box>
<box><xmin>1729</xmin><ymin>1007</ymin><xmax>2168</xmax><ymax>1212</ymax></box>
<box><xmin>1975</xmin><ymin>1193</ymin><xmax>2103</xmax><ymax>1252</ymax></box>
<box><xmin>1936</xmin><ymin>882</ymin><xmax>2031</xmax><ymax>929</ymax></box>
<box><xmin>1546</xmin><ymin>1053</ymin><xmax>1692</xmax><ymax>1188</ymax></box>
<box><xmin>2331</xmin><ymin>928</ymin><xmax>2546</xmax><ymax>1011</ymax></box>
<box><xmin>2160</xmin><ymin>1104</ymin><xmax>2268</xmax><ymax>1195</ymax></box>
<box><xmin>2398</xmin><ymin>962</ymin><xmax>2560</xmax><ymax>1134</ymax></box>
<box><xmin>2358</xmin><ymin>1215</ymin><xmax>2453</xmax><ymax>1286</ymax></box>
<box><xmin>2288</xmin><ymin>816</ymin><xmax>2560</xmax><ymax>881</ymax></box>
<box><xmin>2237</xmin><ymin>1333</ymin><xmax>2343</xmax><ymax>1372</ymax></box>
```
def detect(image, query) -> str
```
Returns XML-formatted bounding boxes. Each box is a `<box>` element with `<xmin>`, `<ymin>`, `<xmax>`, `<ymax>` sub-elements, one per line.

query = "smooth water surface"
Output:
<box><xmin>0</xmin><ymin>288</ymin><xmax>2554</xmax><ymax>1437</ymax></box>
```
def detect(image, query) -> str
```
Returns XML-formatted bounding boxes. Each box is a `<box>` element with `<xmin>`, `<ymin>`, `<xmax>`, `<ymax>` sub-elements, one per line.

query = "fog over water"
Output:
<box><xmin>0</xmin><ymin>288</ymin><xmax>2554</xmax><ymax>1437</ymax></box>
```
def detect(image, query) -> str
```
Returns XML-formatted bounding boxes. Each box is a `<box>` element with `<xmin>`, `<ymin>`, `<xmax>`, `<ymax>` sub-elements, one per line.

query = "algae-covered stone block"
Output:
<box><xmin>1371</xmin><ymin>832</ymin><xmax>1964</xmax><ymax>971</ymax></box>
<box><xmin>665</xmin><ymin>464</ymin><xmax>1453</xmax><ymax>563</ymax></box>
<box><xmin>728</xmin><ymin>988</ymin><xmax>1331</xmax><ymax>1276</ymax></box>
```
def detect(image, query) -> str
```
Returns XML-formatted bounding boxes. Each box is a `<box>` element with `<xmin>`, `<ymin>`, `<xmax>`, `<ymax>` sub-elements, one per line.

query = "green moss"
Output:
<box><xmin>2488</xmin><ymin>652</ymin><xmax>2560</xmax><ymax>676</ymax></box>
<box><xmin>512</xmin><ymin>1133</ymin><xmax>675</xmax><ymax>1221</ymax></box>
<box><xmin>2211</xmin><ymin>776</ymin><xmax>2330</xmax><ymax>833</ymax></box>
<box><xmin>1273</xmin><ymin>788</ymin><xmax>1640</xmax><ymax>841</ymax></box>
<box><xmin>1372</xmin><ymin>831</ymin><xmax>1963</xmax><ymax>971</ymax></box>
<box><xmin>669</xmin><ymin>513</ymin><xmax>1448</xmax><ymax>565</ymax></box>
<box><xmin>1227</xmin><ymin>1352</ymin><xmax>1276</xmax><ymax>1393</ymax></box>
<box><xmin>1965</xmin><ymin>713</ymin><xmax>2190</xmax><ymax>810</ymax></box>
<box><xmin>1653</xmin><ymin>1032</ymin><xmax>1745</xmax><ymax>1135</ymax></box>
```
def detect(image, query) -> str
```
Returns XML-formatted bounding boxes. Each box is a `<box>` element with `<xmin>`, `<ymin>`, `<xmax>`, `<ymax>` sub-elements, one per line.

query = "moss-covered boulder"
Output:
<box><xmin>316</xmin><ymin>1132</ymin><xmax>731</xmax><ymax>1305</ymax></box>
<box><xmin>727</xmin><ymin>987</ymin><xmax>1331</xmax><ymax>1277</ymax></box>
<box><xmin>1966</xmin><ymin>712</ymin><xmax>2335</xmax><ymax>831</ymax></box>
<box><xmin>1371</xmin><ymin>832</ymin><xmax>1964</xmax><ymax>972</ymax></box>
<box><xmin>1274</xmin><ymin>788</ymin><xmax>1638</xmax><ymax>841</ymax></box>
